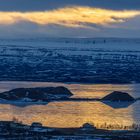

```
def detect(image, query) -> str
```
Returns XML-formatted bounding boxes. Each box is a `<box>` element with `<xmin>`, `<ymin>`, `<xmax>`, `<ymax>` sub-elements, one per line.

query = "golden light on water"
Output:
<box><xmin>0</xmin><ymin>6</ymin><xmax>140</xmax><ymax>28</ymax></box>
<box><xmin>0</xmin><ymin>102</ymin><xmax>134</xmax><ymax>129</ymax></box>
<box><xmin>0</xmin><ymin>82</ymin><xmax>138</xmax><ymax>129</ymax></box>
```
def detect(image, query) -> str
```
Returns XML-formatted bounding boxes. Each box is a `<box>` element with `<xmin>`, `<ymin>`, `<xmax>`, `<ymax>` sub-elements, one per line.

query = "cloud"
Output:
<box><xmin>0</xmin><ymin>6</ymin><xmax>140</xmax><ymax>29</ymax></box>
<box><xmin>0</xmin><ymin>5</ymin><xmax>140</xmax><ymax>38</ymax></box>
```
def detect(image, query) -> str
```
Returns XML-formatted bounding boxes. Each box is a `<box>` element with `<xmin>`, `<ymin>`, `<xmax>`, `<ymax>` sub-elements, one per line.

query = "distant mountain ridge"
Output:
<box><xmin>1</xmin><ymin>37</ymin><xmax>140</xmax><ymax>45</ymax></box>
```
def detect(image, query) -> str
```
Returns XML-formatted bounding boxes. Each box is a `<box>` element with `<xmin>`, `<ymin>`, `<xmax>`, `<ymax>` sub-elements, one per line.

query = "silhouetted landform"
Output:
<box><xmin>102</xmin><ymin>91</ymin><xmax>135</xmax><ymax>102</ymax></box>
<box><xmin>0</xmin><ymin>87</ymin><xmax>138</xmax><ymax>109</ymax></box>
<box><xmin>0</xmin><ymin>121</ymin><xmax>140</xmax><ymax>140</ymax></box>
<box><xmin>0</xmin><ymin>86</ymin><xmax>73</xmax><ymax>102</ymax></box>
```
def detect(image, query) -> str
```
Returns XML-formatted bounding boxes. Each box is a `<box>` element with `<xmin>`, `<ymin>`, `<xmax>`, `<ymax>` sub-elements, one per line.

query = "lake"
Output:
<box><xmin>0</xmin><ymin>81</ymin><xmax>140</xmax><ymax>129</ymax></box>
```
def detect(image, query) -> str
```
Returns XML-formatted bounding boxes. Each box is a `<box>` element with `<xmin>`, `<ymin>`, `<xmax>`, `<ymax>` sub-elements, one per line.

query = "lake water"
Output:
<box><xmin>0</xmin><ymin>81</ymin><xmax>140</xmax><ymax>129</ymax></box>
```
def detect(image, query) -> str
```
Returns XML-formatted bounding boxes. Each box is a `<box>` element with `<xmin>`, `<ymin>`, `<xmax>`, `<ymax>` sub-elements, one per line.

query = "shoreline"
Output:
<box><xmin>0</xmin><ymin>121</ymin><xmax>139</xmax><ymax>140</ymax></box>
<box><xmin>0</xmin><ymin>80</ymin><xmax>139</xmax><ymax>85</ymax></box>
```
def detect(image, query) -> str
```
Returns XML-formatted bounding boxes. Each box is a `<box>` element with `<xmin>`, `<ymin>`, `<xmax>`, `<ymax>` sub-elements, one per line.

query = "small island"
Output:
<box><xmin>0</xmin><ymin>86</ymin><xmax>73</xmax><ymax>102</ymax></box>
<box><xmin>0</xmin><ymin>87</ymin><xmax>138</xmax><ymax>107</ymax></box>
<box><xmin>102</xmin><ymin>91</ymin><xmax>135</xmax><ymax>102</ymax></box>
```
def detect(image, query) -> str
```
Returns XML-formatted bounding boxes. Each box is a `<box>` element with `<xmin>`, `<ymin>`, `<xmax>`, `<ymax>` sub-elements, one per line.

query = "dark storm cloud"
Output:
<box><xmin>0</xmin><ymin>0</ymin><xmax>140</xmax><ymax>11</ymax></box>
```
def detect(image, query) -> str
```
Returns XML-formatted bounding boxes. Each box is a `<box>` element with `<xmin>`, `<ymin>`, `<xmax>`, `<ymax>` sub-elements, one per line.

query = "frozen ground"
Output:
<box><xmin>0</xmin><ymin>38</ymin><xmax>140</xmax><ymax>83</ymax></box>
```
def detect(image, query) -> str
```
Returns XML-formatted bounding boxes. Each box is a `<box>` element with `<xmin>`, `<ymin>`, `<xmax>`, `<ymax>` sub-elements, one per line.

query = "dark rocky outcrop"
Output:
<box><xmin>102</xmin><ymin>91</ymin><xmax>135</xmax><ymax>102</ymax></box>
<box><xmin>0</xmin><ymin>86</ymin><xmax>73</xmax><ymax>102</ymax></box>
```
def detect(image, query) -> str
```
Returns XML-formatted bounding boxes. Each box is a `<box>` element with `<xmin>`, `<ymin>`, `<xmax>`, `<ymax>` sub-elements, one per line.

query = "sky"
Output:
<box><xmin>0</xmin><ymin>0</ymin><xmax>140</xmax><ymax>38</ymax></box>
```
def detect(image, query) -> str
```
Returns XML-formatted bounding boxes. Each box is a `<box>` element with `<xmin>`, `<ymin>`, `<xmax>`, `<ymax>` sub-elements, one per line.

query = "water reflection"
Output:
<box><xmin>102</xmin><ymin>101</ymin><xmax>135</xmax><ymax>109</ymax></box>
<box><xmin>0</xmin><ymin>100</ymin><xmax>136</xmax><ymax>109</ymax></box>
<box><xmin>0</xmin><ymin>101</ymin><xmax>136</xmax><ymax>128</ymax></box>
<box><xmin>0</xmin><ymin>82</ymin><xmax>139</xmax><ymax>128</ymax></box>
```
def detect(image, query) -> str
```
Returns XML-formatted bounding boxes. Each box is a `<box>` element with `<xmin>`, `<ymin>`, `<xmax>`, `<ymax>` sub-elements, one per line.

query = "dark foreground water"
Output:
<box><xmin>0</xmin><ymin>81</ymin><xmax>139</xmax><ymax>129</ymax></box>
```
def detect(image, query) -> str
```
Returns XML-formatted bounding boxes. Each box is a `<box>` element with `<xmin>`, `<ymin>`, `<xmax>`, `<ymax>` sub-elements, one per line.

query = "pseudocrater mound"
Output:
<box><xmin>0</xmin><ymin>86</ymin><xmax>73</xmax><ymax>102</ymax></box>
<box><xmin>102</xmin><ymin>91</ymin><xmax>135</xmax><ymax>102</ymax></box>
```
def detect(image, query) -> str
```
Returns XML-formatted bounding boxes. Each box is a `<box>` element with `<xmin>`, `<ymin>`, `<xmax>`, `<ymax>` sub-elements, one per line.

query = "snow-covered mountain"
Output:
<box><xmin>0</xmin><ymin>38</ymin><xmax>140</xmax><ymax>83</ymax></box>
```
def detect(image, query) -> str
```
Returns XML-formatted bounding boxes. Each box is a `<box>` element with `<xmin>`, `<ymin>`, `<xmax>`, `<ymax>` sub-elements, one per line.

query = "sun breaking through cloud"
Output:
<box><xmin>0</xmin><ymin>6</ymin><xmax>140</xmax><ymax>28</ymax></box>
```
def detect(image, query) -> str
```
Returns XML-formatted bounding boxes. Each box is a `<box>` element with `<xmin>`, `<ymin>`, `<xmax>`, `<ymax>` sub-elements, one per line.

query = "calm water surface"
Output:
<box><xmin>0</xmin><ymin>81</ymin><xmax>140</xmax><ymax>128</ymax></box>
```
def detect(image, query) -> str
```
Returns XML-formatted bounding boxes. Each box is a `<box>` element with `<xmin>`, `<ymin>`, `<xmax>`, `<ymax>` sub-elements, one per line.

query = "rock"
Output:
<box><xmin>0</xmin><ymin>86</ymin><xmax>73</xmax><ymax>101</ymax></box>
<box><xmin>102</xmin><ymin>91</ymin><xmax>135</xmax><ymax>102</ymax></box>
